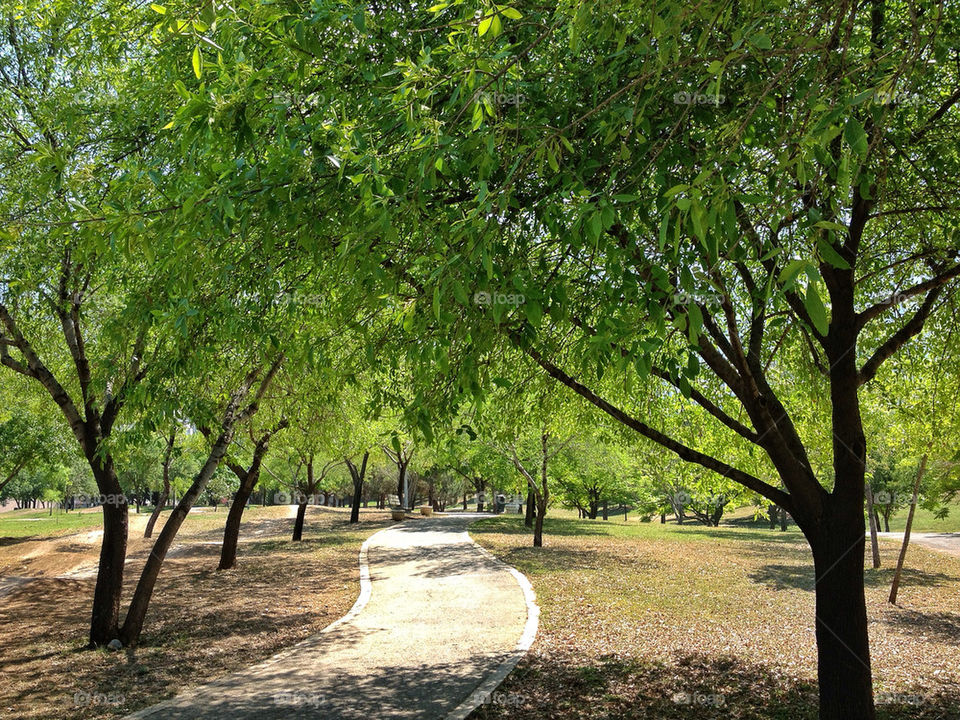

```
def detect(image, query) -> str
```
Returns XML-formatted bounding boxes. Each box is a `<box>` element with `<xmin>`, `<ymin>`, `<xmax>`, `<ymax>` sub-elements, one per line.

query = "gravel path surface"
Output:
<box><xmin>126</xmin><ymin>513</ymin><xmax>536</xmax><ymax>720</ymax></box>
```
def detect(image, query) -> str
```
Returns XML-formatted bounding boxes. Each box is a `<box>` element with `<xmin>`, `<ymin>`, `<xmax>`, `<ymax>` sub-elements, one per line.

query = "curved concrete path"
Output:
<box><xmin>127</xmin><ymin>513</ymin><xmax>537</xmax><ymax>720</ymax></box>
<box><xmin>878</xmin><ymin>531</ymin><xmax>960</xmax><ymax>558</ymax></box>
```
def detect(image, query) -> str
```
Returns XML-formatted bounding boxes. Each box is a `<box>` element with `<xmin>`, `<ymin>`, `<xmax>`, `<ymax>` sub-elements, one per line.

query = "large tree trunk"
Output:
<box><xmin>220</xmin><ymin>475</ymin><xmax>255</xmax><ymax>570</ymax></box>
<box><xmin>524</xmin><ymin>490</ymin><xmax>534</xmax><ymax>527</ymax></box>
<box><xmin>533</xmin><ymin>496</ymin><xmax>546</xmax><ymax>547</ymax></box>
<box><xmin>145</xmin><ymin>432</ymin><xmax>176</xmax><ymax>539</ymax></box>
<box><xmin>90</xmin><ymin>466</ymin><xmax>127</xmax><ymax>647</ymax></box>
<box><xmin>347</xmin><ymin>452</ymin><xmax>369</xmax><ymax>524</ymax></box>
<box><xmin>292</xmin><ymin>501</ymin><xmax>307</xmax><ymax>541</ymax></box>
<box><xmin>88</xmin><ymin>454</ymin><xmax>127</xmax><ymax>648</ymax></box>
<box><xmin>807</xmin><ymin>508</ymin><xmax>875</xmax><ymax>720</ymax></box>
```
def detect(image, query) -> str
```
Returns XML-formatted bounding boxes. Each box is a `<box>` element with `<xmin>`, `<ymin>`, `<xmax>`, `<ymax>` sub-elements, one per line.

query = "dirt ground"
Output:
<box><xmin>0</xmin><ymin>505</ymin><xmax>392</xmax><ymax>720</ymax></box>
<box><xmin>470</xmin><ymin>516</ymin><xmax>960</xmax><ymax>720</ymax></box>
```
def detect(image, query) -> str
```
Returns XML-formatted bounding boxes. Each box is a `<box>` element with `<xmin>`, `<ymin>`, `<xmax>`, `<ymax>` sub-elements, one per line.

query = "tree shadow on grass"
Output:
<box><xmin>880</xmin><ymin>609</ymin><xmax>960</xmax><ymax>646</ymax></box>
<box><xmin>669</xmin><ymin>525</ymin><xmax>809</xmax><ymax>545</ymax></box>
<box><xmin>470</xmin><ymin>516</ymin><xmax>625</xmax><ymax>538</ymax></box>
<box><xmin>748</xmin><ymin>564</ymin><xmax>959</xmax><ymax>592</ymax></box>
<box><xmin>469</xmin><ymin>652</ymin><xmax>960</xmax><ymax>720</ymax></box>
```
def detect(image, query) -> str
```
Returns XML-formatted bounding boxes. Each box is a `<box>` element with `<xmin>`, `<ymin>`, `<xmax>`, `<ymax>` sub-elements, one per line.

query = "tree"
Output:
<box><xmin>119</xmin><ymin>357</ymin><xmax>282</xmax><ymax>646</ymax></box>
<box><xmin>144</xmin><ymin>431</ymin><xmax>176</xmax><ymax>539</ymax></box>
<box><xmin>219</xmin><ymin>417</ymin><xmax>287</xmax><ymax>569</ymax></box>
<box><xmin>316</xmin><ymin>4</ymin><xmax>960</xmax><ymax>716</ymax></box>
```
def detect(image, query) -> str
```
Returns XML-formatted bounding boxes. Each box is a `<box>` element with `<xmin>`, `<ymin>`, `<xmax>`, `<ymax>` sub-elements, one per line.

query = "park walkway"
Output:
<box><xmin>127</xmin><ymin>513</ymin><xmax>537</xmax><ymax>720</ymax></box>
<box><xmin>878</xmin><ymin>531</ymin><xmax>960</xmax><ymax>558</ymax></box>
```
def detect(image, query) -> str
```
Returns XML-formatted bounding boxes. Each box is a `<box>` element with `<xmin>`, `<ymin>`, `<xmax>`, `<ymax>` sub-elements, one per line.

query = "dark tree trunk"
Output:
<box><xmin>90</xmin><ymin>464</ymin><xmax>127</xmax><ymax>647</ymax></box>
<box><xmin>806</xmin><ymin>506</ymin><xmax>875</xmax><ymax>720</ymax></box>
<box><xmin>220</xmin><ymin>478</ymin><xmax>255</xmax><ymax>569</ymax></box>
<box><xmin>347</xmin><ymin>452</ymin><xmax>369</xmax><ymax>524</ymax></box>
<box><xmin>533</xmin><ymin>498</ymin><xmax>546</xmax><ymax>547</ymax></box>
<box><xmin>292</xmin><ymin>501</ymin><xmax>307</xmax><ymax>541</ymax></box>
<box><xmin>145</xmin><ymin>432</ymin><xmax>176</xmax><ymax>539</ymax></box>
<box><xmin>117</xmin><ymin>361</ymin><xmax>280</xmax><ymax>648</ymax></box>
<box><xmin>602</xmin><ymin>500</ymin><xmax>608</xmax><ymax>521</ymax></box>
<box><xmin>524</xmin><ymin>490</ymin><xmax>535</xmax><ymax>527</ymax></box>
<box><xmin>780</xmin><ymin>507</ymin><xmax>788</xmax><ymax>531</ymax></box>
<box><xmin>119</xmin><ymin>423</ymin><xmax>237</xmax><ymax>647</ymax></box>
<box><xmin>219</xmin><ymin>419</ymin><xmax>284</xmax><ymax>571</ymax></box>
<box><xmin>660</xmin><ymin>512</ymin><xmax>665</xmax><ymax>524</ymax></box>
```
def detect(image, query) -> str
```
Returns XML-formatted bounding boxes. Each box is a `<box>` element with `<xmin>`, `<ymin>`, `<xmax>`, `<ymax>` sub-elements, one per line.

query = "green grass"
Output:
<box><xmin>884</xmin><ymin>501</ymin><xmax>960</xmax><ymax>533</ymax></box>
<box><xmin>470</xmin><ymin>513</ymin><xmax>960</xmax><ymax>720</ymax></box>
<box><xmin>0</xmin><ymin>508</ymin><xmax>108</xmax><ymax>538</ymax></box>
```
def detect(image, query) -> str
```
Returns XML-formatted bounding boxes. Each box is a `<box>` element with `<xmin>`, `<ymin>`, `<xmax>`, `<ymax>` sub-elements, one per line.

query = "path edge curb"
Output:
<box><xmin>124</xmin><ymin>521</ymin><xmax>394</xmax><ymax>719</ymax></box>
<box><xmin>444</xmin><ymin>518</ymin><xmax>540</xmax><ymax>720</ymax></box>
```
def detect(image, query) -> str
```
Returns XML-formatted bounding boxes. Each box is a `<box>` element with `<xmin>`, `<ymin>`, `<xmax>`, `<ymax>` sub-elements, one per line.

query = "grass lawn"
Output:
<box><xmin>885</xmin><ymin>502</ymin><xmax>960</xmax><ymax>534</ymax></box>
<box><xmin>0</xmin><ymin>508</ymin><xmax>114</xmax><ymax>538</ymax></box>
<box><xmin>0</xmin><ymin>505</ymin><xmax>392</xmax><ymax>720</ymax></box>
<box><xmin>469</xmin><ymin>514</ymin><xmax>960</xmax><ymax>720</ymax></box>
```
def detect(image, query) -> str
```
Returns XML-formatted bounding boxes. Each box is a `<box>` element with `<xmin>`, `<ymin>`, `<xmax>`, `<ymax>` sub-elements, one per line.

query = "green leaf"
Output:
<box><xmin>191</xmin><ymin>46</ymin><xmax>202</xmax><ymax>79</ymax></box>
<box><xmin>501</xmin><ymin>7</ymin><xmax>522</xmax><ymax>19</ymax></box>
<box><xmin>817</xmin><ymin>237</ymin><xmax>851</xmax><ymax>269</ymax></box>
<box><xmin>804</xmin><ymin>285</ymin><xmax>829</xmax><ymax>335</ymax></box>
<box><xmin>432</xmin><ymin>285</ymin><xmax>441</xmax><ymax>320</ymax></box>
<box><xmin>588</xmin><ymin>210</ymin><xmax>603</xmax><ymax>241</ymax></box>
<box><xmin>478</xmin><ymin>15</ymin><xmax>493</xmax><ymax>36</ymax></box>
<box><xmin>751</xmin><ymin>33</ymin><xmax>772</xmax><ymax>49</ymax></box>
<box><xmin>843</xmin><ymin>117</ymin><xmax>868</xmax><ymax>156</ymax></box>
<box><xmin>779</xmin><ymin>258</ymin><xmax>807</xmax><ymax>289</ymax></box>
<box><xmin>687</xmin><ymin>303</ymin><xmax>703</xmax><ymax>344</ymax></box>
<box><xmin>523</xmin><ymin>299</ymin><xmax>542</xmax><ymax>326</ymax></box>
<box><xmin>150</xmin><ymin>3</ymin><xmax>166</xmax><ymax>14</ymax></box>
<box><xmin>546</xmin><ymin>146</ymin><xmax>559</xmax><ymax>172</ymax></box>
<box><xmin>452</xmin><ymin>281</ymin><xmax>469</xmax><ymax>305</ymax></box>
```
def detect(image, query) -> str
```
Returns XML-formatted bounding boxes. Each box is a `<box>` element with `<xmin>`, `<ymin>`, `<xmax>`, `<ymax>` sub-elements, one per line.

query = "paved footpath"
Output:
<box><xmin>128</xmin><ymin>513</ymin><xmax>537</xmax><ymax>720</ymax></box>
<box><xmin>878</xmin><ymin>531</ymin><xmax>960</xmax><ymax>558</ymax></box>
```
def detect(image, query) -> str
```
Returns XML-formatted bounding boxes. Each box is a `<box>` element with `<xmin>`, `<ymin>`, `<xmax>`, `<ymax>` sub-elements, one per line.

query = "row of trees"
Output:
<box><xmin>2</xmin><ymin>1</ymin><xmax>960</xmax><ymax>718</ymax></box>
